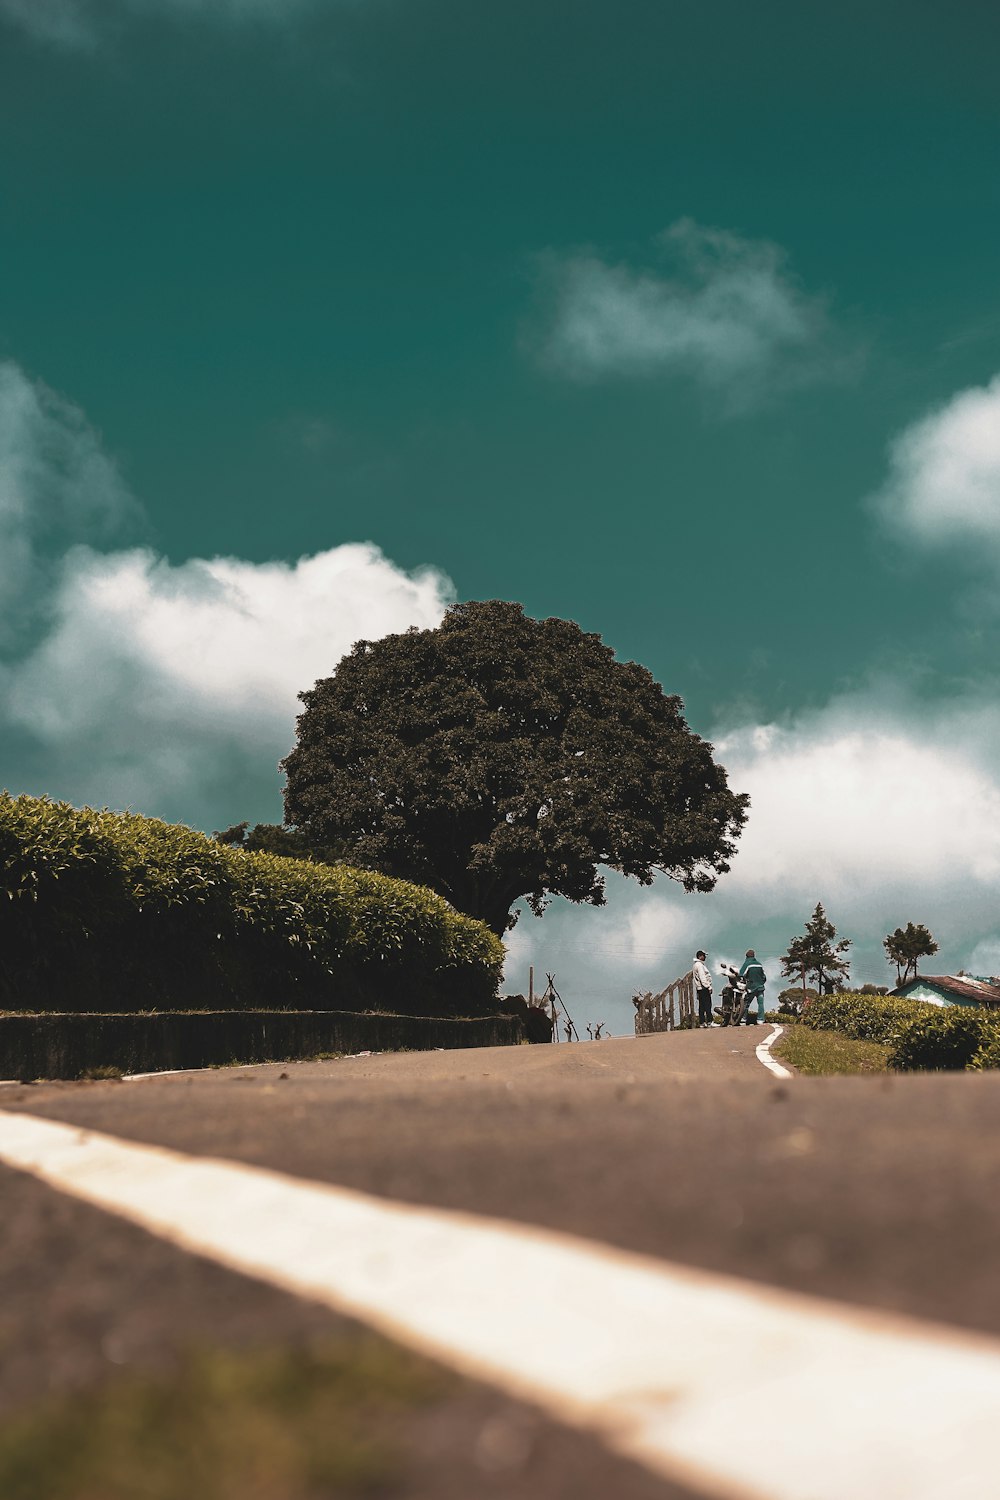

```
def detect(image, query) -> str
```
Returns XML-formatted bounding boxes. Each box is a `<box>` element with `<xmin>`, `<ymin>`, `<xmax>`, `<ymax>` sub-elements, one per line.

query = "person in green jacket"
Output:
<box><xmin>739</xmin><ymin>950</ymin><xmax>767</xmax><ymax>1025</ymax></box>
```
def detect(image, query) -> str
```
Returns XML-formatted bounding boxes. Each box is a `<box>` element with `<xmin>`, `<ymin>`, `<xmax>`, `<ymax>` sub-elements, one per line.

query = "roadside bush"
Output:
<box><xmin>801</xmin><ymin>991</ymin><xmax>936</xmax><ymax>1047</ymax></box>
<box><xmin>888</xmin><ymin>1007</ymin><xmax>1000</xmax><ymax>1072</ymax></box>
<box><xmin>498</xmin><ymin>995</ymin><xmax>553</xmax><ymax>1044</ymax></box>
<box><xmin>802</xmin><ymin>989</ymin><xmax>1000</xmax><ymax>1071</ymax></box>
<box><xmin>970</xmin><ymin>1031</ymin><xmax>1000</xmax><ymax>1071</ymax></box>
<box><xmin>0</xmin><ymin>793</ymin><xmax>504</xmax><ymax>1017</ymax></box>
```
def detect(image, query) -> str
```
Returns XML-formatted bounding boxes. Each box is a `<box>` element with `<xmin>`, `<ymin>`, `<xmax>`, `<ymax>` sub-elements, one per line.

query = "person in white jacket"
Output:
<box><xmin>693</xmin><ymin>950</ymin><xmax>713</xmax><ymax>1027</ymax></box>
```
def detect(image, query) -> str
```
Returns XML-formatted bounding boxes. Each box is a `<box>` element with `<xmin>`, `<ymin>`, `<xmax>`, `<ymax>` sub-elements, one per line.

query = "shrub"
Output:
<box><xmin>801</xmin><ymin>991</ymin><xmax>936</xmax><ymax>1047</ymax></box>
<box><xmin>498</xmin><ymin>995</ymin><xmax>553</xmax><ymax>1044</ymax></box>
<box><xmin>801</xmin><ymin>989</ymin><xmax>1000</xmax><ymax>1072</ymax></box>
<box><xmin>0</xmin><ymin>793</ymin><xmax>504</xmax><ymax>1017</ymax></box>
<box><xmin>888</xmin><ymin>1007</ymin><xmax>1000</xmax><ymax>1072</ymax></box>
<box><xmin>971</xmin><ymin>1030</ymin><xmax>1000</xmax><ymax>1071</ymax></box>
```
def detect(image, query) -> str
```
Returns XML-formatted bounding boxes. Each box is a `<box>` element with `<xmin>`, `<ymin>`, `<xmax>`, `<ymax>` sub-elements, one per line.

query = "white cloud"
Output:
<box><xmin>689</xmin><ymin>689</ymin><xmax>1000</xmax><ymax>955</ymax></box>
<box><xmin>873</xmin><ymin>373</ymin><xmax>1000</xmax><ymax>552</ymax></box>
<box><xmin>9</xmin><ymin>544</ymin><xmax>449</xmax><ymax>736</ymax></box>
<box><xmin>0</xmin><ymin>361</ymin><xmax>452</xmax><ymax>825</ymax></box>
<box><xmin>0</xmin><ymin>0</ymin><xmax>316</xmax><ymax>48</ymax></box>
<box><xmin>619</xmin><ymin>896</ymin><xmax>701</xmax><ymax>969</ymax></box>
<box><xmin>124</xmin><ymin>0</ymin><xmax>315</xmax><ymax>15</ymax></box>
<box><xmin>0</xmin><ymin>0</ymin><xmax>94</xmax><ymax>47</ymax></box>
<box><xmin>500</xmin><ymin>922</ymin><xmax>534</xmax><ymax>993</ymax></box>
<box><xmin>716</xmin><ymin>713</ymin><xmax>1000</xmax><ymax>904</ymax></box>
<box><xmin>0</xmin><ymin>360</ymin><xmax>137</xmax><ymax>633</ymax></box>
<box><xmin>537</xmin><ymin>218</ymin><xmax>837</xmax><ymax>398</ymax></box>
<box><xmin>0</xmin><ymin>361</ymin><xmax>128</xmax><ymax>533</ymax></box>
<box><xmin>968</xmin><ymin>937</ymin><xmax>1000</xmax><ymax>980</ymax></box>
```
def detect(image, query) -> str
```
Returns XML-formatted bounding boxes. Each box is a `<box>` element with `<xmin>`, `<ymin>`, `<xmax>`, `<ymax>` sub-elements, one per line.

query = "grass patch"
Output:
<box><xmin>0</xmin><ymin>1335</ymin><xmax>455</xmax><ymax>1500</ymax></box>
<box><xmin>775</xmin><ymin>1026</ymin><xmax>891</xmax><ymax>1076</ymax></box>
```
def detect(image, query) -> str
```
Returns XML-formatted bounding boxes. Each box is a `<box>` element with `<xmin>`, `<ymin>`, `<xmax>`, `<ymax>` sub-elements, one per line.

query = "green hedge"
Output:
<box><xmin>888</xmin><ymin>1006</ymin><xmax>1000</xmax><ymax>1072</ymax></box>
<box><xmin>0</xmin><ymin>793</ymin><xmax>504</xmax><ymax>1017</ymax></box>
<box><xmin>801</xmin><ymin>992</ymin><xmax>936</xmax><ymax>1047</ymax></box>
<box><xmin>970</xmin><ymin>1030</ymin><xmax>1000</xmax><ymax>1071</ymax></box>
<box><xmin>802</xmin><ymin>990</ymin><xmax>1000</xmax><ymax>1071</ymax></box>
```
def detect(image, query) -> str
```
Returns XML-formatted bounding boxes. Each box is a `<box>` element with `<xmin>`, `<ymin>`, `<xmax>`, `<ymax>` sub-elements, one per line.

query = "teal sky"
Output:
<box><xmin>2</xmin><ymin>0</ymin><xmax>999</xmax><ymax>1022</ymax></box>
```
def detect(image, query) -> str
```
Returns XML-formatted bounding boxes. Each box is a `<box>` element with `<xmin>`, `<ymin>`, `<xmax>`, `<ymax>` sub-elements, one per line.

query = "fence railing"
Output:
<box><xmin>633</xmin><ymin>969</ymin><xmax>695</xmax><ymax>1035</ymax></box>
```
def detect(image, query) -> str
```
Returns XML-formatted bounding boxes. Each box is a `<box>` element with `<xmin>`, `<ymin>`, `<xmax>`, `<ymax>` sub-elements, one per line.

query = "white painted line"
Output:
<box><xmin>122</xmin><ymin>1065</ymin><xmax>269</xmax><ymax>1081</ymax></box>
<box><xmin>756</xmin><ymin>1023</ymin><xmax>794</xmax><ymax>1079</ymax></box>
<box><xmin>123</xmin><ymin>1068</ymin><xmax>209</xmax><ymax>1081</ymax></box>
<box><xmin>2</xmin><ymin>1109</ymin><xmax>999</xmax><ymax>1500</ymax></box>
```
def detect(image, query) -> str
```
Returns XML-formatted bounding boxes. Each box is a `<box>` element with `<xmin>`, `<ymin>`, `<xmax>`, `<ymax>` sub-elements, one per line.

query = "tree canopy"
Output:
<box><xmin>884</xmin><ymin>922</ymin><xmax>939</xmax><ymax>986</ymax></box>
<box><xmin>281</xmin><ymin>600</ymin><xmax>749</xmax><ymax>935</ymax></box>
<box><xmin>781</xmin><ymin>903</ymin><xmax>851</xmax><ymax>1000</ymax></box>
<box><xmin>212</xmin><ymin>821</ymin><xmax>352</xmax><ymax>866</ymax></box>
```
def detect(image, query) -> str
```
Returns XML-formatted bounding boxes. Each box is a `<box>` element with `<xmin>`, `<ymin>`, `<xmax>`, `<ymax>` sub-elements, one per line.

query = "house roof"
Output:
<box><xmin>894</xmin><ymin>974</ymin><xmax>1000</xmax><ymax>1007</ymax></box>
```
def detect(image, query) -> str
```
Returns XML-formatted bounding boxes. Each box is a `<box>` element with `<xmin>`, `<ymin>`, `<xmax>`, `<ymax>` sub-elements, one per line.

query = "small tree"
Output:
<box><xmin>884</xmin><ymin>923</ymin><xmax>939</xmax><ymax>986</ymax></box>
<box><xmin>781</xmin><ymin>903</ymin><xmax>851</xmax><ymax>1004</ymax></box>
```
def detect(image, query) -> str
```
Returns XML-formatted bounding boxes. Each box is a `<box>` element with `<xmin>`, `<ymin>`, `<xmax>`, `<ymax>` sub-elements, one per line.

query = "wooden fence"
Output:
<box><xmin>633</xmin><ymin>969</ymin><xmax>696</xmax><ymax>1035</ymax></box>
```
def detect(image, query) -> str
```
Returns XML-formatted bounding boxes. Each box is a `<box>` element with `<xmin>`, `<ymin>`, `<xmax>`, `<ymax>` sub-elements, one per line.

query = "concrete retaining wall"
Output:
<box><xmin>0</xmin><ymin>1009</ymin><xmax>523</xmax><ymax>1081</ymax></box>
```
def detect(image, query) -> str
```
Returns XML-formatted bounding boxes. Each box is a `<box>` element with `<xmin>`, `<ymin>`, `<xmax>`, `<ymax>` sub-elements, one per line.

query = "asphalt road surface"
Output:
<box><xmin>3</xmin><ymin>1026</ymin><xmax>1000</xmax><ymax>1498</ymax></box>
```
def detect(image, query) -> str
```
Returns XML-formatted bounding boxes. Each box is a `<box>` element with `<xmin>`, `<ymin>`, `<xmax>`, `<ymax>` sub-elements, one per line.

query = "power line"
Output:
<box><xmin>503</xmin><ymin>942</ymin><xmax>692</xmax><ymax>954</ymax></box>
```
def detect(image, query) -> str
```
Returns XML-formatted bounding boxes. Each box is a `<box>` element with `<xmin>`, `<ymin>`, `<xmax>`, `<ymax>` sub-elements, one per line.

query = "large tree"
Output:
<box><xmin>281</xmin><ymin>600</ymin><xmax>748</xmax><ymax>935</ymax></box>
<box><xmin>780</xmin><ymin>903</ymin><xmax>851</xmax><ymax>1003</ymax></box>
<box><xmin>884</xmin><ymin>922</ymin><xmax>938</xmax><ymax>986</ymax></box>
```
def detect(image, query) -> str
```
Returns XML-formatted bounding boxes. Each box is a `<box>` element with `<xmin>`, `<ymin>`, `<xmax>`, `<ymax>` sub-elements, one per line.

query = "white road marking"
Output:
<box><xmin>2</xmin><ymin>1108</ymin><xmax>998</xmax><ymax>1500</ymax></box>
<box><xmin>756</xmin><ymin>1023</ymin><xmax>793</xmax><ymax>1079</ymax></box>
<box><xmin>124</xmin><ymin>1058</ymin><xmax>367</xmax><ymax>1081</ymax></box>
<box><xmin>123</xmin><ymin>1068</ymin><xmax>209</xmax><ymax>1081</ymax></box>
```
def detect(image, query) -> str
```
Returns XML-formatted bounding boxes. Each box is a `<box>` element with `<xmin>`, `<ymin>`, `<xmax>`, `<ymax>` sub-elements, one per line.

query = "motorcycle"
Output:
<box><xmin>716</xmin><ymin>962</ymin><xmax>750</xmax><ymax>1026</ymax></box>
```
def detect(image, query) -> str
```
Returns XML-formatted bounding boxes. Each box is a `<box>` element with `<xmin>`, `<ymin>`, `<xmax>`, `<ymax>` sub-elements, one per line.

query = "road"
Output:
<box><xmin>2</xmin><ymin>1026</ymin><xmax>1000</xmax><ymax>1498</ymax></box>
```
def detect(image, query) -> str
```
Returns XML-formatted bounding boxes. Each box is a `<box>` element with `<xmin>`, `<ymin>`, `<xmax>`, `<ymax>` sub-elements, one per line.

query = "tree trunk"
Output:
<box><xmin>476</xmin><ymin>890</ymin><xmax>522</xmax><ymax>938</ymax></box>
